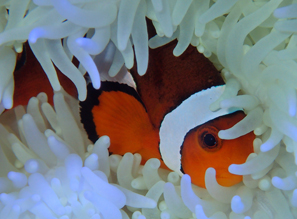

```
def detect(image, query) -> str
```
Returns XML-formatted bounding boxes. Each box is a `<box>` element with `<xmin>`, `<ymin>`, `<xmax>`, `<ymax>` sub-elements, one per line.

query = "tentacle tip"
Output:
<box><xmin>75</xmin><ymin>38</ymin><xmax>84</xmax><ymax>46</ymax></box>
<box><xmin>231</xmin><ymin>195</ymin><xmax>245</xmax><ymax>214</ymax></box>
<box><xmin>173</xmin><ymin>47</ymin><xmax>182</xmax><ymax>57</ymax></box>
<box><xmin>51</xmin><ymin>83</ymin><xmax>62</xmax><ymax>92</ymax></box>
<box><xmin>117</xmin><ymin>39</ymin><xmax>128</xmax><ymax>52</ymax></box>
<box><xmin>28</xmin><ymin>29</ymin><xmax>42</xmax><ymax>44</ymax></box>
<box><xmin>78</xmin><ymin>96</ymin><xmax>86</xmax><ymax>102</ymax></box>
<box><xmin>137</xmin><ymin>66</ymin><xmax>147</xmax><ymax>76</ymax></box>
<box><xmin>218</xmin><ymin>130</ymin><xmax>226</xmax><ymax>139</ymax></box>
<box><xmin>273</xmin><ymin>8</ymin><xmax>283</xmax><ymax>19</ymax></box>
<box><xmin>206</xmin><ymin>167</ymin><xmax>216</xmax><ymax>175</ymax></box>
<box><xmin>28</xmin><ymin>38</ymin><xmax>37</xmax><ymax>44</ymax></box>
<box><xmin>228</xmin><ymin>164</ymin><xmax>238</xmax><ymax>175</ymax></box>
<box><xmin>92</xmin><ymin>80</ymin><xmax>101</xmax><ymax>90</ymax></box>
<box><xmin>209</xmin><ymin>103</ymin><xmax>220</xmax><ymax>112</ymax></box>
<box><xmin>271</xmin><ymin>176</ymin><xmax>283</xmax><ymax>188</ymax></box>
<box><xmin>98</xmin><ymin>135</ymin><xmax>110</xmax><ymax>146</ymax></box>
<box><xmin>2</xmin><ymin>99</ymin><xmax>13</xmax><ymax>109</ymax></box>
<box><xmin>181</xmin><ymin>174</ymin><xmax>191</xmax><ymax>183</ymax></box>
<box><xmin>260</xmin><ymin>144</ymin><xmax>269</xmax><ymax>152</ymax></box>
<box><xmin>22</xmin><ymin>113</ymin><xmax>32</xmax><ymax>121</ymax></box>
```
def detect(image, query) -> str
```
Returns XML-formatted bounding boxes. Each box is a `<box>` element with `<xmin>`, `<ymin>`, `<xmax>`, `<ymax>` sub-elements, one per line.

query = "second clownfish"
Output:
<box><xmin>80</xmin><ymin>41</ymin><xmax>254</xmax><ymax>188</ymax></box>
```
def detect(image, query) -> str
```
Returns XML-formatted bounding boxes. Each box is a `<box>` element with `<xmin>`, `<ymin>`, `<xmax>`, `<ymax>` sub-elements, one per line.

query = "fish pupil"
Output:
<box><xmin>203</xmin><ymin>133</ymin><xmax>217</xmax><ymax>147</ymax></box>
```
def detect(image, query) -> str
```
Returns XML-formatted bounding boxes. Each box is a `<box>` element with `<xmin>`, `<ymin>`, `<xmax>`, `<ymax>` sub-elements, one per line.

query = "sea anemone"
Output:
<box><xmin>0</xmin><ymin>91</ymin><xmax>160</xmax><ymax>218</ymax></box>
<box><xmin>0</xmin><ymin>0</ymin><xmax>297</xmax><ymax>218</ymax></box>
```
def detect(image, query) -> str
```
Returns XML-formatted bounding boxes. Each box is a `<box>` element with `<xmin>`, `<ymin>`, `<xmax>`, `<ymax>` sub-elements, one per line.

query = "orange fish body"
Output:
<box><xmin>80</xmin><ymin>41</ymin><xmax>255</xmax><ymax>188</ymax></box>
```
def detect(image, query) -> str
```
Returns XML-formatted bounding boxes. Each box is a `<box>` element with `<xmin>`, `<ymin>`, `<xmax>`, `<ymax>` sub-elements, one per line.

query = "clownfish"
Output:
<box><xmin>80</xmin><ymin>40</ymin><xmax>255</xmax><ymax>188</ymax></box>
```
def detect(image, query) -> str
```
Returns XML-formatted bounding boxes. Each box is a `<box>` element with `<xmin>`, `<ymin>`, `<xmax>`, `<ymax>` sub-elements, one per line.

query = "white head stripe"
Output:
<box><xmin>159</xmin><ymin>85</ymin><xmax>240</xmax><ymax>174</ymax></box>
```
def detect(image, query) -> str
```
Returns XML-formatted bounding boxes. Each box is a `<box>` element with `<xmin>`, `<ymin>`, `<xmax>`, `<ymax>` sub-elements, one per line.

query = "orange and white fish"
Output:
<box><xmin>79</xmin><ymin>41</ymin><xmax>255</xmax><ymax>188</ymax></box>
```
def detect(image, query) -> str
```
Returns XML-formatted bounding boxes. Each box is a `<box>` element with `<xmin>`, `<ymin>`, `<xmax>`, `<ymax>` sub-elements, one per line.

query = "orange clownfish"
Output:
<box><xmin>80</xmin><ymin>41</ymin><xmax>255</xmax><ymax>188</ymax></box>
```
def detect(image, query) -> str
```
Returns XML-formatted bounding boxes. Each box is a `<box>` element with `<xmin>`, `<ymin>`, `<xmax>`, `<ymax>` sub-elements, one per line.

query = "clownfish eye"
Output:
<box><xmin>197</xmin><ymin>126</ymin><xmax>222</xmax><ymax>152</ymax></box>
<box><xmin>202</xmin><ymin>132</ymin><xmax>217</xmax><ymax>148</ymax></box>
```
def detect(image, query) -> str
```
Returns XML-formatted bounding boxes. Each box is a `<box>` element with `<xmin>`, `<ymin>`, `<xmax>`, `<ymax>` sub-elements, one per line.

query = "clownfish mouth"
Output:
<box><xmin>80</xmin><ymin>81</ymin><xmax>254</xmax><ymax>188</ymax></box>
